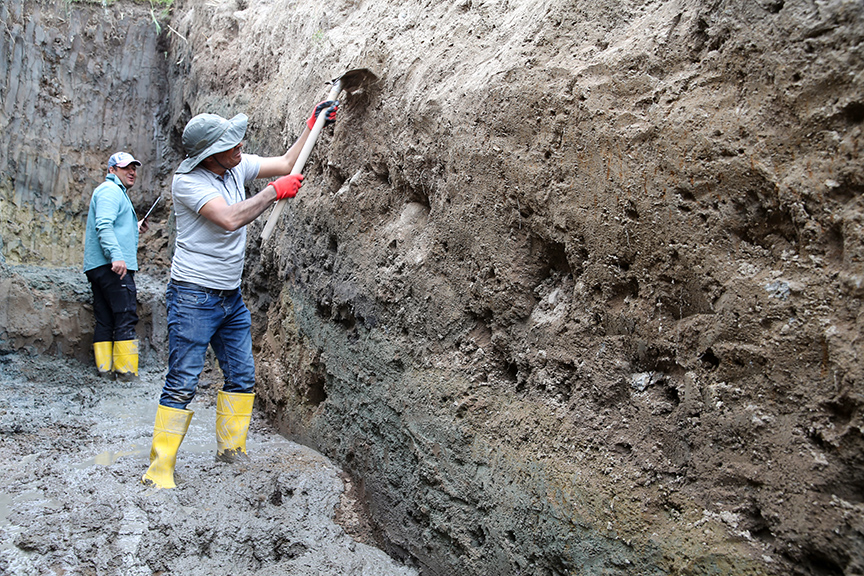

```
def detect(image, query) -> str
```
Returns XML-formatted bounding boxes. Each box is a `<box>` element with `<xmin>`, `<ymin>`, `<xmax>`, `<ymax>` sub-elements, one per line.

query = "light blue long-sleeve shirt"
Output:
<box><xmin>83</xmin><ymin>173</ymin><xmax>139</xmax><ymax>272</ymax></box>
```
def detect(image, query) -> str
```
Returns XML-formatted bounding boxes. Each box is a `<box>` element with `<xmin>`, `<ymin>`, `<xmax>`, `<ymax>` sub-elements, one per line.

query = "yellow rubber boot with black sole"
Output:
<box><xmin>113</xmin><ymin>339</ymin><xmax>139</xmax><ymax>381</ymax></box>
<box><xmin>142</xmin><ymin>405</ymin><xmax>193</xmax><ymax>489</ymax></box>
<box><xmin>93</xmin><ymin>341</ymin><xmax>114</xmax><ymax>378</ymax></box>
<box><xmin>215</xmin><ymin>391</ymin><xmax>255</xmax><ymax>463</ymax></box>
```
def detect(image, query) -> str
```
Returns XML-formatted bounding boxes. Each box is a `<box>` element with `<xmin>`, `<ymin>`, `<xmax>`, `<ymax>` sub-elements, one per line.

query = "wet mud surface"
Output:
<box><xmin>0</xmin><ymin>354</ymin><xmax>417</xmax><ymax>576</ymax></box>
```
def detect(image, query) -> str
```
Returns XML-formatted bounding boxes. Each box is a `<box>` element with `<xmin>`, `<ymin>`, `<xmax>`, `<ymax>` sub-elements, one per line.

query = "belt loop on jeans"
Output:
<box><xmin>170</xmin><ymin>280</ymin><xmax>237</xmax><ymax>297</ymax></box>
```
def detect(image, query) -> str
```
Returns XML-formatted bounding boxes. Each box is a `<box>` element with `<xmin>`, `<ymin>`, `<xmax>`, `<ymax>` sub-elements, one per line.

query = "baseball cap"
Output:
<box><xmin>108</xmin><ymin>151</ymin><xmax>141</xmax><ymax>168</ymax></box>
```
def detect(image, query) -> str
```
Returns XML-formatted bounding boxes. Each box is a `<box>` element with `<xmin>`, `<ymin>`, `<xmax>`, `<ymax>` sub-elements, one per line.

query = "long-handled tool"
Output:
<box><xmin>142</xmin><ymin>196</ymin><xmax>161</xmax><ymax>221</ymax></box>
<box><xmin>261</xmin><ymin>68</ymin><xmax>378</xmax><ymax>242</ymax></box>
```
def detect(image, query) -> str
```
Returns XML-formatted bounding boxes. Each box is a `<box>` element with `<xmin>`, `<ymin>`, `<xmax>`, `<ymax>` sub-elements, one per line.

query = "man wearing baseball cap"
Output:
<box><xmin>83</xmin><ymin>151</ymin><xmax>147</xmax><ymax>380</ymax></box>
<box><xmin>142</xmin><ymin>101</ymin><xmax>338</xmax><ymax>489</ymax></box>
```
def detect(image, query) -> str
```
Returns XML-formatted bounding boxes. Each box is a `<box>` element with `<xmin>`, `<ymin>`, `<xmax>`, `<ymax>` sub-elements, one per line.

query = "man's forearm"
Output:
<box><xmin>216</xmin><ymin>186</ymin><xmax>279</xmax><ymax>231</ymax></box>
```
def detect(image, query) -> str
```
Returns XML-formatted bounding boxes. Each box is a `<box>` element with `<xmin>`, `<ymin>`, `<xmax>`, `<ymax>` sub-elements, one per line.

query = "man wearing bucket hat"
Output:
<box><xmin>83</xmin><ymin>151</ymin><xmax>148</xmax><ymax>380</ymax></box>
<box><xmin>142</xmin><ymin>101</ymin><xmax>337</xmax><ymax>489</ymax></box>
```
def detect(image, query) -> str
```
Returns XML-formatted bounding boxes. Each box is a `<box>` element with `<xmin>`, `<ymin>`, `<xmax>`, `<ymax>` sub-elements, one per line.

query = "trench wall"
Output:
<box><xmin>230</xmin><ymin>2</ymin><xmax>863</xmax><ymax>574</ymax></box>
<box><xmin>0</xmin><ymin>0</ymin><xmax>172</xmax><ymax>364</ymax></box>
<box><xmin>0</xmin><ymin>0</ymin><xmax>172</xmax><ymax>267</ymax></box>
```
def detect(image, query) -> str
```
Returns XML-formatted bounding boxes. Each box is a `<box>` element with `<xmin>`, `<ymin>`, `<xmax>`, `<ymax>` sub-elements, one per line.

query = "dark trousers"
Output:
<box><xmin>85</xmin><ymin>264</ymin><xmax>138</xmax><ymax>343</ymax></box>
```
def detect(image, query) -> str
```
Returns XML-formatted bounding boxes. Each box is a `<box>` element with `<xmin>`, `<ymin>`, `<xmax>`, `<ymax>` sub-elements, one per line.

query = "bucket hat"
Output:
<box><xmin>176</xmin><ymin>113</ymin><xmax>248</xmax><ymax>174</ymax></box>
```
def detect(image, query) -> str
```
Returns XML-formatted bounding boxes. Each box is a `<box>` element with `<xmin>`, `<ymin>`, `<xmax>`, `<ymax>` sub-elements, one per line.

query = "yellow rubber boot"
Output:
<box><xmin>93</xmin><ymin>341</ymin><xmax>113</xmax><ymax>378</ymax></box>
<box><xmin>113</xmin><ymin>339</ymin><xmax>139</xmax><ymax>380</ymax></box>
<box><xmin>142</xmin><ymin>405</ymin><xmax>193</xmax><ymax>489</ymax></box>
<box><xmin>215</xmin><ymin>391</ymin><xmax>255</xmax><ymax>463</ymax></box>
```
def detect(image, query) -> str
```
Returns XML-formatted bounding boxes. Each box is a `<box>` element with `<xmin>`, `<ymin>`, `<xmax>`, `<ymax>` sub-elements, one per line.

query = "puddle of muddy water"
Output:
<box><xmin>80</xmin><ymin>391</ymin><xmax>230</xmax><ymax>467</ymax></box>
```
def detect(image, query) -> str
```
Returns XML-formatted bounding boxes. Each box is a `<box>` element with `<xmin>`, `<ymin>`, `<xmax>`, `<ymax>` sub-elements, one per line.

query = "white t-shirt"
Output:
<box><xmin>169</xmin><ymin>154</ymin><xmax>262</xmax><ymax>290</ymax></box>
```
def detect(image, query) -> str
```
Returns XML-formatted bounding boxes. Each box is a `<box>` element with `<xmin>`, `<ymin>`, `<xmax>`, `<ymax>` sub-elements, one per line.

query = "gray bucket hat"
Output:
<box><xmin>176</xmin><ymin>113</ymin><xmax>248</xmax><ymax>174</ymax></box>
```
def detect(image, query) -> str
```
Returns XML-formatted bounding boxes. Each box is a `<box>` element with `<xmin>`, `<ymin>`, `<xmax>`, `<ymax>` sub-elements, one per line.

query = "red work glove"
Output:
<box><xmin>271</xmin><ymin>174</ymin><xmax>304</xmax><ymax>199</ymax></box>
<box><xmin>306</xmin><ymin>100</ymin><xmax>339</xmax><ymax>130</ymax></box>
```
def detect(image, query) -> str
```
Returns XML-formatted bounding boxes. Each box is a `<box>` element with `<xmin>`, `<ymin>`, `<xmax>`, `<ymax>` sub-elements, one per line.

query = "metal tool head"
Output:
<box><xmin>332</xmin><ymin>68</ymin><xmax>379</xmax><ymax>95</ymax></box>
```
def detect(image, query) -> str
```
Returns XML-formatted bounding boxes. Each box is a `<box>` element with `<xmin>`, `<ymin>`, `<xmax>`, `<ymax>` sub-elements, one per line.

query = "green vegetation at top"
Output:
<box><xmin>64</xmin><ymin>0</ymin><xmax>173</xmax><ymax>33</ymax></box>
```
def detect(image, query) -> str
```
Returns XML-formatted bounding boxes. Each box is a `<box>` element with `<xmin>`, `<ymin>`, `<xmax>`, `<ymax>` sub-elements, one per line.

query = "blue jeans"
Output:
<box><xmin>160</xmin><ymin>282</ymin><xmax>255</xmax><ymax>409</ymax></box>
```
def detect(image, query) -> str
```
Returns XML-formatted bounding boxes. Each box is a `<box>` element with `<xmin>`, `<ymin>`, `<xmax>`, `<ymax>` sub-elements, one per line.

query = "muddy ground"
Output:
<box><xmin>0</xmin><ymin>353</ymin><xmax>418</xmax><ymax>576</ymax></box>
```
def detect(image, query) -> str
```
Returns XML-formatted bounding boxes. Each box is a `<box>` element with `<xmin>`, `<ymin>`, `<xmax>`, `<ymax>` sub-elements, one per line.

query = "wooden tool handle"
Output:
<box><xmin>261</xmin><ymin>80</ymin><xmax>343</xmax><ymax>242</ymax></box>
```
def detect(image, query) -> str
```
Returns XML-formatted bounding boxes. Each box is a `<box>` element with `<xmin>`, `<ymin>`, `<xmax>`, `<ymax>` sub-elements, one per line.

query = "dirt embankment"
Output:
<box><xmin>186</xmin><ymin>1</ymin><xmax>862</xmax><ymax>574</ymax></box>
<box><xmin>2</xmin><ymin>0</ymin><xmax>863</xmax><ymax>575</ymax></box>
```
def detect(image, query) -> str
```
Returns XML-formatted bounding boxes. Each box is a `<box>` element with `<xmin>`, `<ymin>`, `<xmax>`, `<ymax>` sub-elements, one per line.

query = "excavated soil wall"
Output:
<box><xmin>2</xmin><ymin>0</ymin><xmax>863</xmax><ymax>575</ymax></box>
